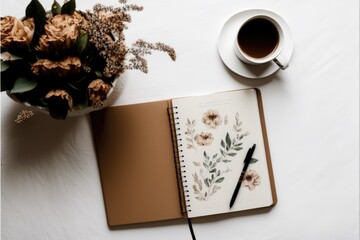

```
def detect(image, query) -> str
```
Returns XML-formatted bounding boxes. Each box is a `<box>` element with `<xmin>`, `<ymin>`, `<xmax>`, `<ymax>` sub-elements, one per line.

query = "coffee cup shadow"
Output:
<box><xmin>221</xmin><ymin>61</ymin><xmax>280</xmax><ymax>86</ymax></box>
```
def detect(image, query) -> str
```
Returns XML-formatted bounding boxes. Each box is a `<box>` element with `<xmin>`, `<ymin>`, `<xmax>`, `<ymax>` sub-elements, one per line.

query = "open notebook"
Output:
<box><xmin>91</xmin><ymin>88</ymin><xmax>277</xmax><ymax>227</ymax></box>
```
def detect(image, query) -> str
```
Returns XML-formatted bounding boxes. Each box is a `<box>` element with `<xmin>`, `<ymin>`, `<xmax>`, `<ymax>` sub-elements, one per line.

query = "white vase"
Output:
<box><xmin>7</xmin><ymin>72</ymin><xmax>127</xmax><ymax>118</ymax></box>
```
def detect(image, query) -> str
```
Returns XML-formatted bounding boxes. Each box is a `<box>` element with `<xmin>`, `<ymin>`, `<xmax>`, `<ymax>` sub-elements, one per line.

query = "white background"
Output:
<box><xmin>1</xmin><ymin>0</ymin><xmax>359</xmax><ymax>239</ymax></box>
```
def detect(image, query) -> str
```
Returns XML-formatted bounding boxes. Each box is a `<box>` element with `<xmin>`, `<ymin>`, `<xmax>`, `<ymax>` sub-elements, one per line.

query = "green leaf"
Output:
<box><xmin>215</xmin><ymin>177</ymin><xmax>225</xmax><ymax>183</ymax></box>
<box><xmin>221</xmin><ymin>140</ymin><xmax>225</xmax><ymax>148</ymax></box>
<box><xmin>77</xmin><ymin>96</ymin><xmax>89</xmax><ymax>110</ymax></box>
<box><xmin>76</xmin><ymin>29</ymin><xmax>88</xmax><ymax>55</ymax></box>
<box><xmin>220</xmin><ymin>149</ymin><xmax>225</xmax><ymax>157</ymax></box>
<box><xmin>52</xmin><ymin>0</ymin><xmax>61</xmax><ymax>15</ymax></box>
<box><xmin>225</xmin><ymin>132</ymin><xmax>231</xmax><ymax>147</ymax></box>
<box><xmin>11</xmin><ymin>77</ymin><xmax>37</xmax><ymax>93</ymax></box>
<box><xmin>228</xmin><ymin>153</ymin><xmax>237</xmax><ymax>157</ymax></box>
<box><xmin>95</xmin><ymin>71</ymin><xmax>102</xmax><ymax>78</ymax></box>
<box><xmin>233</xmin><ymin>147</ymin><xmax>243</xmax><ymax>151</ymax></box>
<box><xmin>210</xmin><ymin>169</ymin><xmax>216</xmax><ymax>173</ymax></box>
<box><xmin>26</xmin><ymin>0</ymin><xmax>46</xmax><ymax>25</ymax></box>
<box><xmin>223</xmin><ymin>159</ymin><xmax>231</xmax><ymax>163</ymax></box>
<box><xmin>68</xmin><ymin>83</ymin><xmax>80</xmax><ymax>91</ymax></box>
<box><xmin>250</xmin><ymin>158</ymin><xmax>259</xmax><ymax>164</ymax></box>
<box><xmin>61</xmin><ymin>0</ymin><xmax>76</xmax><ymax>15</ymax></box>
<box><xmin>0</xmin><ymin>61</ymin><xmax>10</xmax><ymax>72</ymax></box>
<box><xmin>204</xmin><ymin>178</ymin><xmax>210</xmax><ymax>187</ymax></box>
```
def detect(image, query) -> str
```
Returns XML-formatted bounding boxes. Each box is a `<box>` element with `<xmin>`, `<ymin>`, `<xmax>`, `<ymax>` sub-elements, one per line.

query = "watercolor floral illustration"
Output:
<box><xmin>202</xmin><ymin>109</ymin><xmax>222</xmax><ymax>129</ymax></box>
<box><xmin>243</xmin><ymin>169</ymin><xmax>261</xmax><ymax>190</ymax></box>
<box><xmin>183</xmin><ymin>110</ymin><xmax>261</xmax><ymax>201</ymax></box>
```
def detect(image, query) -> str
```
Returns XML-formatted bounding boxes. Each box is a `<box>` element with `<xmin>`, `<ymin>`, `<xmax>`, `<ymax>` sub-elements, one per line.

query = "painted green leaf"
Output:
<box><xmin>225</xmin><ymin>132</ymin><xmax>231</xmax><ymax>147</ymax></box>
<box><xmin>203</xmin><ymin>162</ymin><xmax>208</xmax><ymax>168</ymax></box>
<box><xmin>221</xmin><ymin>140</ymin><xmax>225</xmax><ymax>148</ymax></box>
<box><xmin>203</xmin><ymin>151</ymin><xmax>208</xmax><ymax>159</ymax></box>
<box><xmin>250</xmin><ymin>158</ymin><xmax>259</xmax><ymax>164</ymax></box>
<box><xmin>61</xmin><ymin>0</ymin><xmax>76</xmax><ymax>15</ymax></box>
<box><xmin>228</xmin><ymin>153</ymin><xmax>237</xmax><ymax>157</ymax></box>
<box><xmin>204</xmin><ymin>178</ymin><xmax>210</xmax><ymax>187</ymax></box>
<box><xmin>233</xmin><ymin>147</ymin><xmax>243</xmax><ymax>151</ymax></box>
<box><xmin>215</xmin><ymin>177</ymin><xmax>225</xmax><ymax>183</ymax></box>
<box><xmin>223</xmin><ymin>159</ymin><xmax>231</xmax><ymax>163</ymax></box>
<box><xmin>0</xmin><ymin>61</ymin><xmax>10</xmax><ymax>72</ymax></box>
<box><xmin>11</xmin><ymin>77</ymin><xmax>37</xmax><ymax>93</ymax></box>
<box><xmin>220</xmin><ymin>149</ymin><xmax>226</xmax><ymax>157</ymax></box>
<box><xmin>51</xmin><ymin>0</ymin><xmax>61</xmax><ymax>15</ymax></box>
<box><xmin>210</xmin><ymin>169</ymin><xmax>216</xmax><ymax>173</ymax></box>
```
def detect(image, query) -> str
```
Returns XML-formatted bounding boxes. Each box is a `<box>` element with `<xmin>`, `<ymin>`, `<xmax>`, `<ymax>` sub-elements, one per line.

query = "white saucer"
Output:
<box><xmin>218</xmin><ymin>9</ymin><xmax>294</xmax><ymax>79</ymax></box>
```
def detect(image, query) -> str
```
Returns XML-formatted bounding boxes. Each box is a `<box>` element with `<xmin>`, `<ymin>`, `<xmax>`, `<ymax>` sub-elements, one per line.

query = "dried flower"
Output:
<box><xmin>14</xmin><ymin>110</ymin><xmax>34</xmax><ymax>124</ymax></box>
<box><xmin>194</xmin><ymin>132</ymin><xmax>214</xmax><ymax>146</ymax></box>
<box><xmin>31</xmin><ymin>56</ymin><xmax>81</xmax><ymax>78</ymax></box>
<box><xmin>45</xmin><ymin>89</ymin><xmax>73</xmax><ymax>110</ymax></box>
<box><xmin>0</xmin><ymin>16</ymin><xmax>34</xmax><ymax>49</ymax></box>
<box><xmin>1</xmin><ymin>0</ymin><xmax>176</xmax><ymax>120</ymax></box>
<box><xmin>202</xmin><ymin>110</ymin><xmax>222</xmax><ymax>129</ymax></box>
<box><xmin>36</xmin><ymin>12</ymin><xmax>86</xmax><ymax>53</ymax></box>
<box><xmin>87</xmin><ymin>79</ymin><xmax>111</xmax><ymax>107</ymax></box>
<box><xmin>243</xmin><ymin>169</ymin><xmax>261</xmax><ymax>190</ymax></box>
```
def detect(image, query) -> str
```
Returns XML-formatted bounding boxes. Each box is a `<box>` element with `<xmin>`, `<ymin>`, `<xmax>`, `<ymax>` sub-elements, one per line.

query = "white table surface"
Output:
<box><xmin>1</xmin><ymin>0</ymin><xmax>359</xmax><ymax>239</ymax></box>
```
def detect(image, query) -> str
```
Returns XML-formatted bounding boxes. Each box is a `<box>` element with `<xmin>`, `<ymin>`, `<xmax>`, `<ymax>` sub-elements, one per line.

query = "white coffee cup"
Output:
<box><xmin>234</xmin><ymin>14</ymin><xmax>288</xmax><ymax>69</ymax></box>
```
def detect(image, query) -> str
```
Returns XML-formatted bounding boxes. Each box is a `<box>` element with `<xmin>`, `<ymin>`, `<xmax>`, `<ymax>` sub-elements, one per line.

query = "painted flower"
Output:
<box><xmin>0</xmin><ymin>16</ymin><xmax>35</xmax><ymax>49</ymax></box>
<box><xmin>87</xmin><ymin>79</ymin><xmax>111</xmax><ymax>107</ymax></box>
<box><xmin>31</xmin><ymin>56</ymin><xmax>81</xmax><ymax>78</ymax></box>
<box><xmin>243</xmin><ymin>169</ymin><xmax>261</xmax><ymax>190</ymax></box>
<box><xmin>194</xmin><ymin>132</ymin><xmax>214</xmax><ymax>146</ymax></box>
<box><xmin>202</xmin><ymin>110</ymin><xmax>222</xmax><ymax>129</ymax></box>
<box><xmin>36</xmin><ymin>12</ymin><xmax>86</xmax><ymax>53</ymax></box>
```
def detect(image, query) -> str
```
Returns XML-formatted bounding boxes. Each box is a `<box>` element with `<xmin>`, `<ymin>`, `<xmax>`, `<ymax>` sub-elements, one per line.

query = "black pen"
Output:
<box><xmin>229</xmin><ymin>144</ymin><xmax>256</xmax><ymax>209</ymax></box>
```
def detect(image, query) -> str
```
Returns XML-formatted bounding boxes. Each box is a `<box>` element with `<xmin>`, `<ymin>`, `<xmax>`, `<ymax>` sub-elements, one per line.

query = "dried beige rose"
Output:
<box><xmin>87</xmin><ymin>79</ymin><xmax>111</xmax><ymax>107</ymax></box>
<box><xmin>31</xmin><ymin>56</ymin><xmax>81</xmax><ymax>78</ymax></box>
<box><xmin>194</xmin><ymin>132</ymin><xmax>214</xmax><ymax>146</ymax></box>
<box><xmin>37</xmin><ymin>12</ymin><xmax>86</xmax><ymax>53</ymax></box>
<box><xmin>0</xmin><ymin>16</ymin><xmax>35</xmax><ymax>49</ymax></box>
<box><xmin>243</xmin><ymin>169</ymin><xmax>261</xmax><ymax>191</ymax></box>
<box><xmin>45</xmin><ymin>89</ymin><xmax>73</xmax><ymax>110</ymax></box>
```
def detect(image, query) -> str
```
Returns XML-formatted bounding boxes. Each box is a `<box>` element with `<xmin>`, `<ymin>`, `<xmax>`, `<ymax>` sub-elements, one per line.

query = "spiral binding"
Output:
<box><xmin>167</xmin><ymin>106</ymin><xmax>192</xmax><ymax>214</ymax></box>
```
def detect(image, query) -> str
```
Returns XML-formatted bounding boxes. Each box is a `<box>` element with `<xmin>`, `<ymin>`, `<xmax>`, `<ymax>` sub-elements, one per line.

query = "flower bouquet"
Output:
<box><xmin>1</xmin><ymin>0</ymin><xmax>175</xmax><ymax>120</ymax></box>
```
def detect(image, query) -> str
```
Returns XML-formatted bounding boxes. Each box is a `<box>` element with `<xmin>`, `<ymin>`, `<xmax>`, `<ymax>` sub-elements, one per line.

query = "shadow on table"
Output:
<box><xmin>222</xmin><ymin>63</ymin><xmax>286</xmax><ymax>87</ymax></box>
<box><xmin>1</xmin><ymin>102</ymin><xmax>90</xmax><ymax>168</ymax></box>
<box><xmin>109</xmin><ymin>206</ymin><xmax>274</xmax><ymax>231</ymax></box>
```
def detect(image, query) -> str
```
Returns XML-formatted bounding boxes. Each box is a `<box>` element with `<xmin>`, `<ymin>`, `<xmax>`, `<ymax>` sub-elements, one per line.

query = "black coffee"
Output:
<box><xmin>237</xmin><ymin>18</ymin><xmax>279</xmax><ymax>58</ymax></box>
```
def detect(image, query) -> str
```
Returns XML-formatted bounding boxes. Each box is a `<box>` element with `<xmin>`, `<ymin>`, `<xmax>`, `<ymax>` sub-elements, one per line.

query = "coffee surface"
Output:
<box><xmin>237</xmin><ymin>18</ymin><xmax>279</xmax><ymax>58</ymax></box>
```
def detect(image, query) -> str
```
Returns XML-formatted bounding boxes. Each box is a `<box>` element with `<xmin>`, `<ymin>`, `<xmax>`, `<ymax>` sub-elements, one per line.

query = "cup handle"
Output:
<box><xmin>273</xmin><ymin>53</ymin><xmax>289</xmax><ymax>70</ymax></box>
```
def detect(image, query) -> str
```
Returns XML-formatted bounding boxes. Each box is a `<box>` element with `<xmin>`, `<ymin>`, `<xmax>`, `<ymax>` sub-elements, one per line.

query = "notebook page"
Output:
<box><xmin>172</xmin><ymin>89</ymin><xmax>274</xmax><ymax>218</ymax></box>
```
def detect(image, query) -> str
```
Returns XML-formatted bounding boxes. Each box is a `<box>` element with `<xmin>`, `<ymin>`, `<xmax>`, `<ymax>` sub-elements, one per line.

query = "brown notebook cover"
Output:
<box><xmin>91</xmin><ymin>88</ymin><xmax>277</xmax><ymax>227</ymax></box>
